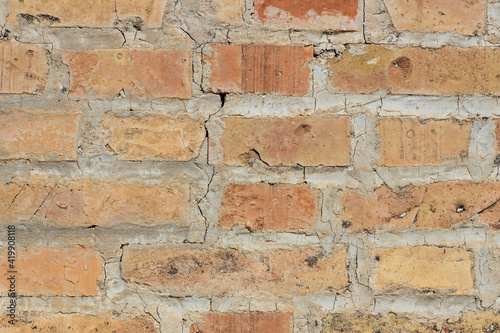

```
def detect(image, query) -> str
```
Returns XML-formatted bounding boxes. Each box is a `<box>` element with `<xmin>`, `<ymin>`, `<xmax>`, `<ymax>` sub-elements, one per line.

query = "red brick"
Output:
<box><xmin>62</xmin><ymin>49</ymin><xmax>191</xmax><ymax>99</ymax></box>
<box><xmin>378</xmin><ymin>118</ymin><xmax>471</xmax><ymax>166</ymax></box>
<box><xmin>255</xmin><ymin>0</ymin><xmax>360</xmax><ymax>30</ymax></box>
<box><xmin>190</xmin><ymin>313</ymin><xmax>292</xmax><ymax>333</ymax></box>
<box><xmin>0</xmin><ymin>246</ymin><xmax>103</xmax><ymax>296</ymax></box>
<box><xmin>220</xmin><ymin>183</ymin><xmax>319</xmax><ymax>231</ymax></box>
<box><xmin>204</xmin><ymin>44</ymin><xmax>313</xmax><ymax>95</ymax></box>
<box><xmin>122</xmin><ymin>246</ymin><xmax>348</xmax><ymax>297</ymax></box>
<box><xmin>384</xmin><ymin>0</ymin><xmax>486</xmax><ymax>35</ymax></box>
<box><xmin>0</xmin><ymin>110</ymin><xmax>81</xmax><ymax>161</ymax></box>
<box><xmin>330</xmin><ymin>45</ymin><xmax>500</xmax><ymax>96</ymax></box>
<box><xmin>342</xmin><ymin>181</ymin><xmax>500</xmax><ymax>231</ymax></box>
<box><xmin>0</xmin><ymin>42</ymin><xmax>47</xmax><ymax>94</ymax></box>
<box><xmin>213</xmin><ymin>116</ymin><xmax>351</xmax><ymax>166</ymax></box>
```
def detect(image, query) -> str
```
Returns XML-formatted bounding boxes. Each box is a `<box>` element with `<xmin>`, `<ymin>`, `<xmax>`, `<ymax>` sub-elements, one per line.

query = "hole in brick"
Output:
<box><xmin>342</xmin><ymin>221</ymin><xmax>352</xmax><ymax>228</ymax></box>
<box><xmin>375</xmin><ymin>255</ymin><xmax>380</xmax><ymax>261</ymax></box>
<box><xmin>456</xmin><ymin>205</ymin><xmax>465</xmax><ymax>213</ymax></box>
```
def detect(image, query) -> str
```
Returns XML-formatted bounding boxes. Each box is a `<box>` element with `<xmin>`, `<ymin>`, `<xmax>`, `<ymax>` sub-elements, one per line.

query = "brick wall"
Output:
<box><xmin>1</xmin><ymin>0</ymin><xmax>500</xmax><ymax>332</ymax></box>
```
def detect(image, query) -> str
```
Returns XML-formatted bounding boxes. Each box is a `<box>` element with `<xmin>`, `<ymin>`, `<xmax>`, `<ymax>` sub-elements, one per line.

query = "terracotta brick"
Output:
<box><xmin>0</xmin><ymin>314</ymin><xmax>158</xmax><ymax>332</ymax></box>
<box><xmin>0</xmin><ymin>246</ymin><xmax>103</xmax><ymax>296</ymax></box>
<box><xmin>214</xmin><ymin>116</ymin><xmax>350</xmax><ymax>166</ymax></box>
<box><xmin>122</xmin><ymin>246</ymin><xmax>348</xmax><ymax>297</ymax></box>
<box><xmin>371</xmin><ymin>247</ymin><xmax>474</xmax><ymax>294</ymax></box>
<box><xmin>0</xmin><ymin>42</ymin><xmax>47</xmax><ymax>94</ymax></box>
<box><xmin>342</xmin><ymin>181</ymin><xmax>500</xmax><ymax>231</ymax></box>
<box><xmin>255</xmin><ymin>0</ymin><xmax>360</xmax><ymax>30</ymax></box>
<box><xmin>384</xmin><ymin>0</ymin><xmax>486</xmax><ymax>35</ymax></box>
<box><xmin>330</xmin><ymin>45</ymin><xmax>500</xmax><ymax>96</ymax></box>
<box><xmin>7</xmin><ymin>0</ymin><xmax>168</xmax><ymax>27</ymax></box>
<box><xmin>205</xmin><ymin>44</ymin><xmax>313</xmax><ymax>95</ymax></box>
<box><xmin>0</xmin><ymin>179</ymin><xmax>189</xmax><ymax>227</ymax></box>
<box><xmin>62</xmin><ymin>49</ymin><xmax>191</xmax><ymax>99</ymax></box>
<box><xmin>478</xmin><ymin>203</ymin><xmax>500</xmax><ymax>231</ymax></box>
<box><xmin>0</xmin><ymin>110</ymin><xmax>81</xmax><ymax>161</ymax></box>
<box><xmin>378</xmin><ymin>118</ymin><xmax>471</xmax><ymax>166</ymax></box>
<box><xmin>101</xmin><ymin>113</ymin><xmax>205</xmax><ymax>161</ymax></box>
<box><xmin>190</xmin><ymin>313</ymin><xmax>292</xmax><ymax>333</ymax></box>
<box><xmin>220</xmin><ymin>183</ymin><xmax>319</xmax><ymax>231</ymax></box>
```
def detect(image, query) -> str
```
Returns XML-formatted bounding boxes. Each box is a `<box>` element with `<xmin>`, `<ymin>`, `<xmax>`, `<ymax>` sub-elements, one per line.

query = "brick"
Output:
<box><xmin>62</xmin><ymin>49</ymin><xmax>191</xmax><ymax>99</ymax></box>
<box><xmin>342</xmin><ymin>181</ymin><xmax>500</xmax><ymax>231</ymax></box>
<box><xmin>190</xmin><ymin>313</ymin><xmax>292</xmax><ymax>333</ymax></box>
<box><xmin>478</xmin><ymin>203</ymin><xmax>500</xmax><ymax>231</ymax></box>
<box><xmin>330</xmin><ymin>45</ymin><xmax>500</xmax><ymax>96</ymax></box>
<box><xmin>378</xmin><ymin>118</ymin><xmax>471</xmax><ymax>166</ymax></box>
<box><xmin>255</xmin><ymin>0</ymin><xmax>360</xmax><ymax>30</ymax></box>
<box><xmin>0</xmin><ymin>246</ymin><xmax>103</xmax><ymax>296</ymax></box>
<box><xmin>0</xmin><ymin>313</ymin><xmax>158</xmax><ymax>332</ymax></box>
<box><xmin>220</xmin><ymin>183</ymin><xmax>319</xmax><ymax>231</ymax></box>
<box><xmin>204</xmin><ymin>44</ymin><xmax>313</xmax><ymax>95</ymax></box>
<box><xmin>199</xmin><ymin>0</ymin><xmax>245</xmax><ymax>23</ymax></box>
<box><xmin>371</xmin><ymin>247</ymin><xmax>474</xmax><ymax>294</ymax></box>
<box><xmin>0</xmin><ymin>42</ymin><xmax>47</xmax><ymax>94</ymax></box>
<box><xmin>7</xmin><ymin>0</ymin><xmax>168</xmax><ymax>27</ymax></box>
<box><xmin>214</xmin><ymin>117</ymin><xmax>350</xmax><ymax>166</ymax></box>
<box><xmin>384</xmin><ymin>0</ymin><xmax>486</xmax><ymax>35</ymax></box>
<box><xmin>122</xmin><ymin>246</ymin><xmax>348</xmax><ymax>297</ymax></box>
<box><xmin>0</xmin><ymin>110</ymin><xmax>81</xmax><ymax>161</ymax></box>
<box><xmin>101</xmin><ymin>113</ymin><xmax>205</xmax><ymax>161</ymax></box>
<box><xmin>0</xmin><ymin>179</ymin><xmax>189</xmax><ymax>227</ymax></box>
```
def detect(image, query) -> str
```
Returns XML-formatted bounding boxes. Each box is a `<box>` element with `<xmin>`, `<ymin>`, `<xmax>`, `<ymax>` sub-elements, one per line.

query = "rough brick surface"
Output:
<box><xmin>0</xmin><ymin>110</ymin><xmax>81</xmax><ymax>161</ymax></box>
<box><xmin>122</xmin><ymin>246</ymin><xmax>348</xmax><ymax>297</ymax></box>
<box><xmin>63</xmin><ymin>49</ymin><xmax>191</xmax><ymax>99</ymax></box>
<box><xmin>220</xmin><ymin>183</ymin><xmax>319</xmax><ymax>231</ymax></box>
<box><xmin>213</xmin><ymin>117</ymin><xmax>351</xmax><ymax>166</ymax></box>
<box><xmin>204</xmin><ymin>44</ymin><xmax>313</xmax><ymax>95</ymax></box>
<box><xmin>190</xmin><ymin>313</ymin><xmax>292</xmax><ymax>333</ymax></box>
<box><xmin>371</xmin><ymin>247</ymin><xmax>474</xmax><ymax>294</ymax></box>
<box><xmin>0</xmin><ymin>246</ymin><xmax>103</xmax><ymax>296</ymax></box>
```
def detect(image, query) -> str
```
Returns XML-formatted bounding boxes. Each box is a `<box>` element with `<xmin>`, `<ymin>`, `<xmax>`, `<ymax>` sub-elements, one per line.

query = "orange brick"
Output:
<box><xmin>220</xmin><ymin>183</ymin><xmax>319</xmax><ymax>231</ymax></box>
<box><xmin>371</xmin><ymin>247</ymin><xmax>474</xmax><ymax>294</ymax></box>
<box><xmin>62</xmin><ymin>49</ymin><xmax>191</xmax><ymax>99</ymax></box>
<box><xmin>0</xmin><ymin>179</ymin><xmax>189</xmax><ymax>227</ymax></box>
<box><xmin>205</xmin><ymin>44</ymin><xmax>313</xmax><ymax>95</ymax></box>
<box><xmin>0</xmin><ymin>110</ymin><xmax>81</xmax><ymax>161</ymax></box>
<box><xmin>101</xmin><ymin>113</ymin><xmax>205</xmax><ymax>161</ymax></box>
<box><xmin>342</xmin><ymin>181</ymin><xmax>500</xmax><ymax>231</ymax></box>
<box><xmin>0</xmin><ymin>313</ymin><xmax>159</xmax><ymax>332</ymax></box>
<box><xmin>384</xmin><ymin>0</ymin><xmax>486</xmax><ymax>34</ymax></box>
<box><xmin>0</xmin><ymin>42</ymin><xmax>47</xmax><ymax>94</ymax></box>
<box><xmin>214</xmin><ymin>117</ymin><xmax>350</xmax><ymax>166</ymax></box>
<box><xmin>330</xmin><ymin>45</ymin><xmax>500</xmax><ymax>96</ymax></box>
<box><xmin>190</xmin><ymin>313</ymin><xmax>292</xmax><ymax>333</ymax></box>
<box><xmin>255</xmin><ymin>0</ymin><xmax>360</xmax><ymax>30</ymax></box>
<box><xmin>7</xmin><ymin>0</ymin><xmax>168</xmax><ymax>27</ymax></box>
<box><xmin>0</xmin><ymin>246</ymin><xmax>103</xmax><ymax>296</ymax></box>
<box><xmin>122</xmin><ymin>246</ymin><xmax>348</xmax><ymax>297</ymax></box>
<box><xmin>378</xmin><ymin>118</ymin><xmax>471</xmax><ymax>166</ymax></box>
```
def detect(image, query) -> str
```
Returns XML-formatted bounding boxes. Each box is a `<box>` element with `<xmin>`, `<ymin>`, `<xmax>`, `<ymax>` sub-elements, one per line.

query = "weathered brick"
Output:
<box><xmin>62</xmin><ymin>49</ymin><xmax>191</xmax><ymax>99</ymax></box>
<box><xmin>101</xmin><ymin>113</ymin><xmax>205</xmax><ymax>161</ymax></box>
<box><xmin>190</xmin><ymin>313</ymin><xmax>292</xmax><ymax>333</ymax></box>
<box><xmin>255</xmin><ymin>0</ymin><xmax>360</xmax><ymax>30</ymax></box>
<box><xmin>197</xmin><ymin>0</ymin><xmax>245</xmax><ymax>23</ymax></box>
<box><xmin>384</xmin><ymin>0</ymin><xmax>486</xmax><ymax>35</ymax></box>
<box><xmin>478</xmin><ymin>203</ymin><xmax>500</xmax><ymax>231</ymax></box>
<box><xmin>204</xmin><ymin>44</ymin><xmax>313</xmax><ymax>95</ymax></box>
<box><xmin>0</xmin><ymin>179</ymin><xmax>189</xmax><ymax>227</ymax></box>
<box><xmin>0</xmin><ymin>246</ymin><xmax>103</xmax><ymax>296</ymax></box>
<box><xmin>213</xmin><ymin>117</ymin><xmax>350</xmax><ymax>166</ymax></box>
<box><xmin>343</xmin><ymin>181</ymin><xmax>500</xmax><ymax>231</ymax></box>
<box><xmin>0</xmin><ymin>110</ymin><xmax>81</xmax><ymax>161</ymax></box>
<box><xmin>0</xmin><ymin>42</ymin><xmax>47</xmax><ymax>94</ymax></box>
<box><xmin>0</xmin><ymin>313</ymin><xmax>159</xmax><ymax>332</ymax></box>
<box><xmin>330</xmin><ymin>45</ymin><xmax>500</xmax><ymax>96</ymax></box>
<box><xmin>378</xmin><ymin>118</ymin><xmax>471</xmax><ymax>166</ymax></box>
<box><xmin>371</xmin><ymin>247</ymin><xmax>474</xmax><ymax>294</ymax></box>
<box><xmin>8</xmin><ymin>0</ymin><xmax>168</xmax><ymax>27</ymax></box>
<box><xmin>122</xmin><ymin>246</ymin><xmax>348</xmax><ymax>297</ymax></box>
<box><xmin>220</xmin><ymin>183</ymin><xmax>319</xmax><ymax>231</ymax></box>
